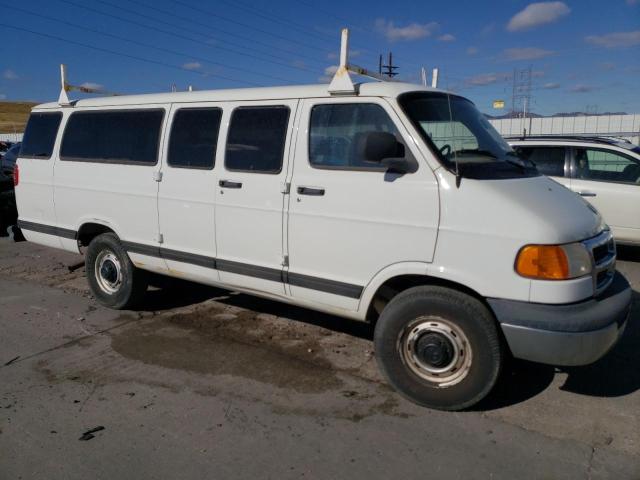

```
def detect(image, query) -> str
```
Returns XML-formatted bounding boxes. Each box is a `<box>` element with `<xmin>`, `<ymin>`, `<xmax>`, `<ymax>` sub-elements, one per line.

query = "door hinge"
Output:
<box><xmin>282</xmin><ymin>255</ymin><xmax>289</xmax><ymax>267</ymax></box>
<box><xmin>280</xmin><ymin>181</ymin><xmax>291</xmax><ymax>194</ymax></box>
<box><xmin>153</xmin><ymin>171</ymin><xmax>163</xmax><ymax>182</ymax></box>
<box><xmin>157</xmin><ymin>233</ymin><xmax>164</xmax><ymax>244</ymax></box>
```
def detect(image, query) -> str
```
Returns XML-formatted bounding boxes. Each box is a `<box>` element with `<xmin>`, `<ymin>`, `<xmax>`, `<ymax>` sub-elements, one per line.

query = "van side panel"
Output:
<box><xmin>156</xmin><ymin>103</ymin><xmax>222</xmax><ymax>284</ymax></box>
<box><xmin>52</xmin><ymin>105</ymin><xmax>169</xmax><ymax>273</ymax></box>
<box><xmin>15</xmin><ymin>111</ymin><xmax>64</xmax><ymax>249</ymax></box>
<box><xmin>286</xmin><ymin>97</ymin><xmax>440</xmax><ymax>311</ymax></box>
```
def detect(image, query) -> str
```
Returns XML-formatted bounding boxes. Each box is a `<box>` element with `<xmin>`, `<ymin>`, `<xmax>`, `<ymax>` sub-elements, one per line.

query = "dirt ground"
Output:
<box><xmin>1</xmin><ymin>237</ymin><xmax>639</xmax><ymax>479</ymax></box>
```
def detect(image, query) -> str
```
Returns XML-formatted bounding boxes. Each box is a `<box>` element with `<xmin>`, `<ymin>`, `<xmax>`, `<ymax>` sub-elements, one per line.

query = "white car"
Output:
<box><xmin>509</xmin><ymin>136</ymin><xmax>640</xmax><ymax>245</ymax></box>
<box><xmin>14</xmin><ymin>79</ymin><xmax>631</xmax><ymax>411</ymax></box>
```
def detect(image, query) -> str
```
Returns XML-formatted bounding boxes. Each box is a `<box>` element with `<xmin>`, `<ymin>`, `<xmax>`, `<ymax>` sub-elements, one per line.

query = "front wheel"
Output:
<box><xmin>85</xmin><ymin>233</ymin><xmax>148</xmax><ymax>309</ymax></box>
<box><xmin>374</xmin><ymin>286</ymin><xmax>502</xmax><ymax>411</ymax></box>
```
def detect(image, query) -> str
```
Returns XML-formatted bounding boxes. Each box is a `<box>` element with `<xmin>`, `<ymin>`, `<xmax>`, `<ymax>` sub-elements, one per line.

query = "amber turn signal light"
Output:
<box><xmin>515</xmin><ymin>245</ymin><xmax>570</xmax><ymax>280</ymax></box>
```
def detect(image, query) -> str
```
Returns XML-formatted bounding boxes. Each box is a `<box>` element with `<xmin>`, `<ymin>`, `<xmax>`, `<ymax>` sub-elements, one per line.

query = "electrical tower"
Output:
<box><xmin>379</xmin><ymin>53</ymin><xmax>399</xmax><ymax>78</ymax></box>
<box><xmin>511</xmin><ymin>67</ymin><xmax>533</xmax><ymax>118</ymax></box>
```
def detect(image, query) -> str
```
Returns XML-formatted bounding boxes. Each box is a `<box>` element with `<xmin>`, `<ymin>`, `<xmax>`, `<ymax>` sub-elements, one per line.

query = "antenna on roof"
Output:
<box><xmin>328</xmin><ymin>28</ymin><xmax>390</xmax><ymax>95</ymax></box>
<box><xmin>58</xmin><ymin>64</ymin><xmax>121</xmax><ymax>106</ymax></box>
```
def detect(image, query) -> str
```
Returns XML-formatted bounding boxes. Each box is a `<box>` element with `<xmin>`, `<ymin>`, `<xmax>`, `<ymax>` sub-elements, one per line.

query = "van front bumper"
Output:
<box><xmin>488</xmin><ymin>272</ymin><xmax>632</xmax><ymax>366</ymax></box>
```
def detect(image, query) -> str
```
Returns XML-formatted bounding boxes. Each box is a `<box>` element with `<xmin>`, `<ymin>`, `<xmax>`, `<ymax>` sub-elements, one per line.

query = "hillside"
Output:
<box><xmin>0</xmin><ymin>101</ymin><xmax>37</xmax><ymax>134</ymax></box>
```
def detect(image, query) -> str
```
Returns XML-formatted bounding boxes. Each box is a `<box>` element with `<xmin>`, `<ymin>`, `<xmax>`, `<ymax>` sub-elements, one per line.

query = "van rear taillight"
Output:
<box><xmin>13</xmin><ymin>164</ymin><xmax>19</xmax><ymax>186</ymax></box>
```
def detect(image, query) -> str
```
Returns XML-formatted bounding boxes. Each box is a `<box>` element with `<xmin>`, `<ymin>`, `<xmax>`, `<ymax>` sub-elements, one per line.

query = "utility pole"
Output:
<box><xmin>511</xmin><ymin>66</ymin><xmax>533</xmax><ymax>118</ymax></box>
<box><xmin>379</xmin><ymin>52</ymin><xmax>399</xmax><ymax>78</ymax></box>
<box><xmin>511</xmin><ymin>66</ymin><xmax>533</xmax><ymax>136</ymax></box>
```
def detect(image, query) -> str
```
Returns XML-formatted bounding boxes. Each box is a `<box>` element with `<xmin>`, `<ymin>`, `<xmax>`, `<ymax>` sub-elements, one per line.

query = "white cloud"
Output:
<box><xmin>465</xmin><ymin>72</ymin><xmax>510</xmax><ymax>87</ymax></box>
<box><xmin>437</xmin><ymin>34</ymin><xmax>456</xmax><ymax>42</ymax></box>
<box><xmin>318</xmin><ymin>65</ymin><xmax>338</xmax><ymax>83</ymax></box>
<box><xmin>569</xmin><ymin>84</ymin><xmax>595</xmax><ymax>93</ymax></box>
<box><xmin>79</xmin><ymin>82</ymin><xmax>104</xmax><ymax>91</ymax></box>
<box><xmin>375</xmin><ymin>18</ymin><xmax>438</xmax><ymax>42</ymax></box>
<box><xmin>182</xmin><ymin>62</ymin><xmax>202</xmax><ymax>71</ymax></box>
<box><xmin>0</xmin><ymin>94</ymin><xmax>6</xmax><ymax>100</ymax></box>
<box><xmin>585</xmin><ymin>31</ymin><xmax>640</xmax><ymax>48</ymax></box>
<box><xmin>599</xmin><ymin>62</ymin><xmax>615</xmax><ymax>71</ymax></box>
<box><xmin>3</xmin><ymin>69</ymin><xmax>18</xmax><ymax>80</ymax></box>
<box><xmin>627</xmin><ymin>0</ymin><xmax>639</xmax><ymax>5</ymax></box>
<box><xmin>466</xmin><ymin>46</ymin><xmax>478</xmax><ymax>55</ymax></box>
<box><xmin>507</xmin><ymin>2</ymin><xmax>570</xmax><ymax>32</ymax></box>
<box><xmin>504</xmin><ymin>47</ymin><xmax>554</xmax><ymax>60</ymax></box>
<box><xmin>542</xmin><ymin>82</ymin><xmax>560</xmax><ymax>89</ymax></box>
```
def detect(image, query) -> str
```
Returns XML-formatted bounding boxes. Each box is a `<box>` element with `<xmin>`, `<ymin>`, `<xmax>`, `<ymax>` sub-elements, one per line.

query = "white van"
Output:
<box><xmin>14</xmin><ymin>79</ymin><xmax>632</xmax><ymax>410</ymax></box>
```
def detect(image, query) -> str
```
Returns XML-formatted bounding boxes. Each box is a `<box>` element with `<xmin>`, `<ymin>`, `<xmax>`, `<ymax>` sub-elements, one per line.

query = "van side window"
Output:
<box><xmin>309</xmin><ymin>103</ymin><xmax>401</xmax><ymax>170</ymax></box>
<box><xmin>20</xmin><ymin>112</ymin><xmax>63</xmax><ymax>159</ymax></box>
<box><xmin>514</xmin><ymin>147</ymin><xmax>566</xmax><ymax>177</ymax></box>
<box><xmin>60</xmin><ymin>110</ymin><xmax>164</xmax><ymax>165</ymax></box>
<box><xmin>225</xmin><ymin>106</ymin><xmax>290</xmax><ymax>173</ymax></box>
<box><xmin>168</xmin><ymin>108</ymin><xmax>222</xmax><ymax>170</ymax></box>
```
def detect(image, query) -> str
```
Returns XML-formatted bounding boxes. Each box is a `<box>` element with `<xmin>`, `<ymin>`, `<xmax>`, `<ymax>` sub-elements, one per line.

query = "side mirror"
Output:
<box><xmin>361</xmin><ymin>131</ymin><xmax>411</xmax><ymax>174</ymax></box>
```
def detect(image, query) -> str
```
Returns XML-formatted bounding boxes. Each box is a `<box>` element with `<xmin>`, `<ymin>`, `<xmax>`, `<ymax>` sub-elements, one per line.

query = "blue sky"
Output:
<box><xmin>1</xmin><ymin>0</ymin><xmax>638</xmax><ymax>115</ymax></box>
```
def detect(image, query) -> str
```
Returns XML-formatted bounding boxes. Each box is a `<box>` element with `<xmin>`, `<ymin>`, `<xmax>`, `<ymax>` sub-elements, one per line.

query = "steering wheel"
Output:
<box><xmin>439</xmin><ymin>144</ymin><xmax>452</xmax><ymax>157</ymax></box>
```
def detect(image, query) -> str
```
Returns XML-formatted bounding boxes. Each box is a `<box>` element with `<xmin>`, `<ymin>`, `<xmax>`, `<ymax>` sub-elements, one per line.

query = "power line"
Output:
<box><xmin>54</xmin><ymin>0</ymin><xmax>320</xmax><ymax>75</ymax></box>
<box><xmin>188</xmin><ymin>0</ymin><xmax>338</xmax><ymax>47</ymax></box>
<box><xmin>166</xmin><ymin>0</ymin><xmax>385</xmax><ymax>70</ymax></box>
<box><xmin>1</xmin><ymin>3</ymin><xmax>294</xmax><ymax>85</ymax></box>
<box><xmin>168</xmin><ymin>0</ymin><xmax>331</xmax><ymax>60</ymax></box>
<box><xmin>93</xmin><ymin>0</ymin><xmax>323</xmax><ymax>71</ymax></box>
<box><xmin>0</xmin><ymin>24</ymin><xmax>261</xmax><ymax>87</ymax></box>
<box><xmin>104</xmin><ymin>0</ymin><xmax>328</xmax><ymax>69</ymax></box>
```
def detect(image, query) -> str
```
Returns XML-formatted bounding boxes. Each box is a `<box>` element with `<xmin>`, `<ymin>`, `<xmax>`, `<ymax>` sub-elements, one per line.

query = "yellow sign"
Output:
<box><xmin>493</xmin><ymin>100</ymin><xmax>505</xmax><ymax>109</ymax></box>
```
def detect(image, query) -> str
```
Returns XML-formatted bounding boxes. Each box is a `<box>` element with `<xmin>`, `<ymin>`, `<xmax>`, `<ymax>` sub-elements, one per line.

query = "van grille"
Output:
<box><xmin>582</xmin><ymin>230</ymin><xmax>616</xmax><ymax>296</ymax></box>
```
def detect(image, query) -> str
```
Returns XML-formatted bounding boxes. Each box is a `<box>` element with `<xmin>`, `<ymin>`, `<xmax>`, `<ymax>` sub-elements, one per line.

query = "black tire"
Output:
<box><xmin>85</xmin><ymin>233</ymin><xmax>148</xmax><ymax>309</ymax></box>
<box><xmin>374</xmin><ymin>285</ymin><xmax>502</xmax><ymax>411</ymax></box>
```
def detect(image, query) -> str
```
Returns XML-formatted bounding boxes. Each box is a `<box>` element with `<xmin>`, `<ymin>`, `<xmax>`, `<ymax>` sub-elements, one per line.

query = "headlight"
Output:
<box><xmin>515</xmin><ymin>242</ymin><xmax>592</xmax><ymax>280</ymax></box>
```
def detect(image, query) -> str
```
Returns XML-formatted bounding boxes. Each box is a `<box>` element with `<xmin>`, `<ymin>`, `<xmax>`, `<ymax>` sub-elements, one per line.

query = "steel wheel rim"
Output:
<box><xmin>398</xmin><ymin>316</ymin><xmax>473</xmax><ymax>387</ymax></box>
<box><xmin>95</xmin><ymin>250</ymin><xmax>123</xmax><ymax>295</ymax></box>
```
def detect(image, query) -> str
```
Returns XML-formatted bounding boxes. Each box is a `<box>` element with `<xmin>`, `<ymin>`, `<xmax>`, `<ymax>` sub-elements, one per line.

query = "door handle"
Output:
<box><xmin>219</xmin><ymin>180</ymin><xmax>242</xmax><ymax>189</ymax></box>
<box><xmin>297</xmin><ymin>186</ymin><xmax>325</xmax><ymax>196</ymax></box>
<box><xmin>578</xmin><ymin>191</ymin><xmax>597</xmax><ymax>197</ymax></box>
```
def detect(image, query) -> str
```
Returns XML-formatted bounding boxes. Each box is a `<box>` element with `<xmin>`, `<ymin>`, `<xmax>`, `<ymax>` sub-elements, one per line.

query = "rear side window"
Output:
<box><xmin>61</xmin><ymin>110</ymin><xmax>164</xmax><ymax>164</ymax></box>
<box><xmin>168</xmin><ymin>108</ymin><xmax>222</xmax><ymax>169</ymax></box>
<box><xmin>225</xmin><ymin>106</ymin><xmax>289</xmax><ymax>173</ymax></box>
<box><xmin>20</xmin><ymin>112</ymin><xmax>62</xmax><ymax>159</ymax></box>
<box><xmin>309</xmin><ymin>103</ymin><xmax>400</xmax><ymax>170</ymax></box>
<box><xmin>574</xmin><ymin>148</ymin><xmax>640</xmax><ymax>184</ymax></box>
<box><xmin>515</xmin><ymin>146</ymin><xmax>566</xmax><ymax>177</ymax></box>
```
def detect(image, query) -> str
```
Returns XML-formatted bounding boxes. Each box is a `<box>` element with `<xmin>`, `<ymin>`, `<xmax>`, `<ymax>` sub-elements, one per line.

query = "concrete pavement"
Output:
<box><xmin>1</xmin><ymin>238</ymin><xmax>639</xmax><ymax>479</ymax></box>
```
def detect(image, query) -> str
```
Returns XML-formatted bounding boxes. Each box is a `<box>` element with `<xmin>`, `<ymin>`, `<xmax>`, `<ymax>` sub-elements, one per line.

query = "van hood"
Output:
<box><xmin>438</xmin><ymin>172</ymin><xmax>604</xmax><ymax>244</ymax></box>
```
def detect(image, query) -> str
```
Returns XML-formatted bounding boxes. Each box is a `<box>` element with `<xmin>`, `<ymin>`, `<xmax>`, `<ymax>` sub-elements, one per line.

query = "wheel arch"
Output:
<box><xmin>76</xmin><ymin>220</ymin><xmax>120</xmax><ymax>248</ymax></box>
<box><xmin>359</xmin><ymin>263</ymin><xmax>490</xmax><ymax>323</ymax></box>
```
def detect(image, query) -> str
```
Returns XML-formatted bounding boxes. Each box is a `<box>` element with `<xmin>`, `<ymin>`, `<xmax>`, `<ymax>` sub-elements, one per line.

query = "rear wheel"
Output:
<box><xmin>374</xmin><ymin>285</ymin><xmax>502</xmax><ymax>411</ymax></box>
<box><xmin>85</xmin><ymin>233</ymin><xmax>148</xmax><ymax>309</ymax></box>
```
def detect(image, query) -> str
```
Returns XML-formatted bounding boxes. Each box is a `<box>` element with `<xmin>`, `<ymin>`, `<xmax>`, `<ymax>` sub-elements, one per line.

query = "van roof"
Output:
<box><xmin>33</xmin><ymin>82</ymin><xmax>444</xmax><ymax>110</ymax></box>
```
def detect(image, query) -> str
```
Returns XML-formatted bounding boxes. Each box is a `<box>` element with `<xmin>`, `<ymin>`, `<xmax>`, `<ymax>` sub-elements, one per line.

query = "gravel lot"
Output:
<box><xmin>1</xmin><ymin>237</ymin><xmax>639</xmax><ymax>479</ymax></box>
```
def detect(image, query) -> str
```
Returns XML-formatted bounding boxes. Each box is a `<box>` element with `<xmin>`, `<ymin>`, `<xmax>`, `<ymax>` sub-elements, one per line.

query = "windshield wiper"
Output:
<box><xmin>454</xmin><ymin>149</ymin><xmax>498</xmax><ymax>158</ymax></box>
<box><xmin>504</xmin><ymin>158</ymin><xmax>535</xmax><ymax>173</ymax></box>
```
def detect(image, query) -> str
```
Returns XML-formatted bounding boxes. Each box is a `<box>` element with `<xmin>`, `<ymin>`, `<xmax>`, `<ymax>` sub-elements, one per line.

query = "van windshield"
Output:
<box><xmin>398</xmin><ymin>92</ymin><xmax>539</xmax><ymax>179</ymax></box>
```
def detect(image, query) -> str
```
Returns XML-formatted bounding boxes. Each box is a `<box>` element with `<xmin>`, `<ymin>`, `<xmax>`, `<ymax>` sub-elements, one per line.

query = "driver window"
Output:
<box><xmin>574</xmin><ymin>148</ymin><xmax>640</xmax><ymax>184</ymax></box>
<box><xmin>309</xmin><ymin>103</ymin><xmax>402</xmax><ymax>170</ymax></box>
